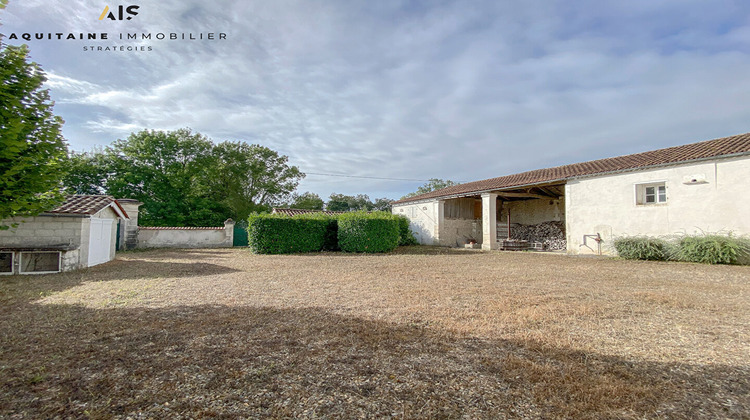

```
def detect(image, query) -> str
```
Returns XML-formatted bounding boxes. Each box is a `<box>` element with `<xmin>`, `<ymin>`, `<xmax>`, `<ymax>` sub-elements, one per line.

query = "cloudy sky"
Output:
<box><xmin>2</xmin><ymin>1</ymin><xmax>750</xmax><ymax>200</ymax></box>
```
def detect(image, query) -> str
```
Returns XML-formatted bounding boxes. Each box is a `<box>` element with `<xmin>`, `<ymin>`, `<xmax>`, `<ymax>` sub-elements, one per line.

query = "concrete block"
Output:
<box><xmin>43</xmin><ymin>222</ymin><xmax>63</xmax><ymax>230</ymax></box>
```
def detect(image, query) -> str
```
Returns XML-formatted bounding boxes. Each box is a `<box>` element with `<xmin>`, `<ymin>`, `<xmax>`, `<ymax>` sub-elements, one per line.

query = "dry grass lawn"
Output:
<box><xmin>1</xmin><ymin>246</ymin><xmax>748</xmax><ymax>419</ymax></box>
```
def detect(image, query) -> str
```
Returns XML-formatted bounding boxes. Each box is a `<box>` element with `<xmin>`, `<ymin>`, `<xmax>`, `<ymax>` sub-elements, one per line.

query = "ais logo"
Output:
<box><xmin>99</xmin><ymin>5</ymin><xmax>139</xmax><ymax>20</ymax></box>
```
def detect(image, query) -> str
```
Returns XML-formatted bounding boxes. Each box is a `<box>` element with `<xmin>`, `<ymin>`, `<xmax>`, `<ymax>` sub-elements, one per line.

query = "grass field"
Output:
<box><xmin>1</xmin><ymin>247</ymin><xmax>748</xmax><ymax>418</ymax></box>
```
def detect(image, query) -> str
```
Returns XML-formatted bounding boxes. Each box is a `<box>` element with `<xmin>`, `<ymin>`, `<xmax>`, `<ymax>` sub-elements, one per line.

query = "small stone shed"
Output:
<box><xmin>0</xmin><ymin>195</ymin><xmax>129</xmax><ymax>275</ymax></box>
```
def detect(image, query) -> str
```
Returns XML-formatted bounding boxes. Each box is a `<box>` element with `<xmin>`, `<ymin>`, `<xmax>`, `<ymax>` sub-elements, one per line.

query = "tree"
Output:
<box><xmin>106</xmin><ymin>128</ymin><xmax>226</xmax><ymax>227</ymax></box>
<box><xmin>205</xmin><ymin>141</ymin><xmax>304</xmax><ymax>221</ymax></box>
<box><xmin>372</xmin><ymin>197</ymin><xmax>394</xmax><ymax>212</ymax></box>
<box><xmin>287</xmin><ymin>192</ymin><xmax>324</xmax><ymax>210</ymax></box>
<box><xmin>327</xmin><ymin>193</ymin><xmax>375</xmax><ymax>212</ymax></box>
<box><xmin>63</xmin><ymin>130</ymin><xmax>304</xmax><ymax>226</ymax></box>
<box><xmin>400</xmin><ymin>178</ymin><xmax>458</xmax><ymax>200</ymax></box>
<box><xmin>0</xmin><ymin>43</ymin><xmax>68</xmax><ymax>229</ymax></box>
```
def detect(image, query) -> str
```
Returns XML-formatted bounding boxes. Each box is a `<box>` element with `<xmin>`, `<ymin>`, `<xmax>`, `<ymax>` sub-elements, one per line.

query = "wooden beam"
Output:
<box><xmin>496</xmin><ymin>192</ymin><xmax>552</xmax><ymax>200</ymax></box>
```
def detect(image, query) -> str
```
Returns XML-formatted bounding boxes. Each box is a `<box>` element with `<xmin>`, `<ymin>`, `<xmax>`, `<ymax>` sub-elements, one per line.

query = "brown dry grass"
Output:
<box><xmin>0</xmin><ymin>246</ymin><xmax>748</xmax><ymax>418</ymax></box>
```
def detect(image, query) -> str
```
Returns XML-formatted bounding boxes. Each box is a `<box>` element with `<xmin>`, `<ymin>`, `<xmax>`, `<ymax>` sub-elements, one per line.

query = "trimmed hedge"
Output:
<box><xmin>247</xmin><ymin>213</ymin><xmax>328</xmax><ymax>254</ymax></box>
<box><xmin>395</xmin><ymin>214</ymin><xmax>418</xmax><ymax>246</ymax></box>
<box><xmin>613</xmin><ymin>236</ymin><xmax>672</xmax><ymax>261</ymax></box>
<box><xmin>338</xmin><ymin>211</ymin><xmax>400</xmax><ymax>253</ymax></box>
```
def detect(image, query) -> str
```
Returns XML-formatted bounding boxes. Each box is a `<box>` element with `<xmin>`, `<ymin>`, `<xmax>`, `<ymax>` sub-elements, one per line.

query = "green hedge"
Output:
<box><xmin>247</xmin><ymin>213</ymin><xmax>328</xmax><ymax>254</ymax></box>
<box><xmin>337</xmin><ymin>211</ymin><xmax>400</xmax><ymax>253</ymax></box>
<box><xmin>613</xmin><ymin>236</ymin><xmax>672</xmax><ymax>261</ymax></box>
<box><xmin>395</xmin><ymin>214</ymin><xmax>418</xmax><ymax>246</ymax></box>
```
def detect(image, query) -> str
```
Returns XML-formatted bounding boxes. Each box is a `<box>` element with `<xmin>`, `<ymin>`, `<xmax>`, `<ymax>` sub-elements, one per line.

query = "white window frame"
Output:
<box><xmin>0</xmin><ymin>252</ymin><xmax>14</xmax><ymax>275</ymax></box>
<box><xmin>18</xmin><ymin>251</ymin><xmax>61</xmax><ymax>275</ymax></box>
<box><xmin>634</xmin><ymin>181</ymin><xmax>667</xmax><ymax>206</ymax></box>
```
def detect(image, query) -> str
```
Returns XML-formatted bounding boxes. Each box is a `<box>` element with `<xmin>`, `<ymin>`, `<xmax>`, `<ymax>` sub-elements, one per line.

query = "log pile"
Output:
<box><xmin>508</xmin><ymin>221</ymin><xmax>566</xmax><ymax>250</ymax></box>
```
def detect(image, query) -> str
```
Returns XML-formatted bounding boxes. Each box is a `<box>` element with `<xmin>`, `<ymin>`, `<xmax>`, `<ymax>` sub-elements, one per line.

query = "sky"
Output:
<box><xmin>2</xmin><ymin>0</ymin><xmax>750</xmax><ymax>201</ymax></box>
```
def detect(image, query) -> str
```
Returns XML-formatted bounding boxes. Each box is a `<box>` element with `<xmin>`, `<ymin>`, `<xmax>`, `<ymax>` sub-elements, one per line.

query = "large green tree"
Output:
<box><xmin>0</xmin><ymin>43</ymin><xmax>68</xmax><ymax>228</ymax></box>
<box><xmin>400</xmin><ymin>178</ymin><xmax>458</xmax><ymax>200</ymax></box>
<box><xmin>64</xmin><ymin>129</ymin><xmax>304</xmax><ymax>226</ymax></box>
<box><xmin>205</xmin><ymin>141</ymin><xmax>304</xmax><ymax>221</ymax></box>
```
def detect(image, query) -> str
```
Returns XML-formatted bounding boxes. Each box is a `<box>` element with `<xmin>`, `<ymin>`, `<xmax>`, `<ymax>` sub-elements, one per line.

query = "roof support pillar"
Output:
<box><xmin>434</xmin><ymin>200</ymin><xmax>445</xmax><ymax>245</ymax></box>
<box><xmin>481</xmin><ymin>193</ymin><xmax>498</xmax><ymax>250</ymax></box>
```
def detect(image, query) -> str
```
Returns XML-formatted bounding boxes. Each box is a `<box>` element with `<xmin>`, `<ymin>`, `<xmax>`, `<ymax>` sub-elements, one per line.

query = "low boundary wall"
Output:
<box><xmin>137</xmin><ymin>219</ymin><xmax>235</xmax><ymax>248</ymax></box>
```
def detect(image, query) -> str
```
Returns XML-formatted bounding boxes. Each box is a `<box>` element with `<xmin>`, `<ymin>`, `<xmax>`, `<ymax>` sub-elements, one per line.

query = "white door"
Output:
<box><xmin>88</xmin><ymin>219</ymin><xmax>113</xmax><ymax>267</ymax></box>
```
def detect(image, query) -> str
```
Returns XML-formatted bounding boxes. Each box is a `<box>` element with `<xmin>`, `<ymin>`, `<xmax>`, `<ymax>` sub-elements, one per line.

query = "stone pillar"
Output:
<box><xmin>116</xmin><ymin>199</ymin><xmax>143</xmax><ymax>250</ymax></box>
<box><xmin>223</xmin><ymin>218</ymin><xmax>235</xmax><ymax>247</ymax></box>
<box><xmin>434</xmin><ymin>200</ymin><xmax>445</xmax><ymax>246</ymax></box>
<box><xmin>481</xmin><ymin>193</ymin><xmax>498</xmax><ymax>250</ymax></box>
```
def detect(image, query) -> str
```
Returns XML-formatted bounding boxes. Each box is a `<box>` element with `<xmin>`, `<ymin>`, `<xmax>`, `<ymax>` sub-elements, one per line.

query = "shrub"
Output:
<box><xmin>303</xmin><ymin>213</ymin><xmax>339</xmax><ymax>251</ymax></box>
<box><xmin>613</xmin><ymin>236</ymin><xmax>671</xmax><ymax>261</ymax></box>
<box><xmin>247</xmin><ymin>213</ymin><xmax>328</xmax><ymax>254</ymax></box>
<box><xmin>338</xmin><ymin>211</ymin><xmax>400</xmax><ymax>253</ymax></box>
<box><xmin>674</xmin><ymin>234</ymin><xmax>750</xmax><ymax>265</ymax></box>
<box><xmin>395</xmin><ymin>214</ymin><xmax>418</xmax><ymax>246</ymax></box>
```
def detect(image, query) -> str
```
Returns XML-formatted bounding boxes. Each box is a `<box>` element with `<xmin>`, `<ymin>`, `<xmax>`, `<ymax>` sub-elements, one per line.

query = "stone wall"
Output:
<box><xmin>137</xmin><ymin>220</ymin><xmax>235</xmax><ymax>248</ymax></box>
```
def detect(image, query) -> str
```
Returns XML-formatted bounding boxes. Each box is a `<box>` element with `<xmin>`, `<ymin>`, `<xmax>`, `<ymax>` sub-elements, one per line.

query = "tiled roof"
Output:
<box><xmin>271</xmin><ymin>208</ymin><xmax>345</xmax><ymax>216</ymax></box>
<box><xmin>139</xmin><ymin>226</ymin><xmax>224</xmax><ymax>230</ymax></box>
<box><xmin>394</xmin><ymin>132</ymin><xmax>750</xmax><ymax>204</ymax></box>
<box><xmin>45</xmin><ymin>195</ymin><xmax>129</xmax><ymax>218</ymax></box>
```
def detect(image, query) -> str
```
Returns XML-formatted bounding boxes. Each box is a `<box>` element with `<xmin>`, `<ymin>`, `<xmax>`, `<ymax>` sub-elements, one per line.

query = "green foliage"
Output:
<box><xmin>0</xmin><ymin>43</ymin><xmax>68</xmax><ymax>229</ymax></box>
<box><xmin>337</xmin><ymin>211</ymin><xmax>400</xmax><ymax>253</ymax></box>
<box><xmin>614</xmin><ymin>233</ymin><xmax>750</xmax><ymax>265</ymax></box>
<box><xmin>287</xmin><ymin>191</ymin><xmax>325</xmax><ymax>210</ymax></box>
<box><xmin>401</xmin><ymin>178</ymin><xmax>458</xmax><ymax>200</ymax></box>
<box><xmin>247</xmin><ymin>213</ymin><xmax>328</xmax><ymax>254</ymax></box>
<box><xmin>674</xmin><ymin>234</ymin><xmax>750</xmax><ymax>265</ymax></box>
<box><xmin>206</xmin><ymin>141</ymin><xmax>304</xmax><ymax>221</ymax></box>
<box><xmin>62</xmin><ymin>130</ymin><xmax>303</xmax><ymax>227</ymax></box>
<box><xmin>395</xmin><ymin>214</ymin><xmax>418</xmax><ymax>246</ymax></box>
<box><xmin>327</xmin><ymin>193</ymin><xmax>375</xmax><ymax>212</ymax></box>
<box><xmin>613</xmin><ymin>236</ymin><xmax>671</xmax><ymax>261</ymax></box>
<box><xmin>372</xmin><ymin>197</ymin><xmax>394</xmax><ymax>212</ymax></box>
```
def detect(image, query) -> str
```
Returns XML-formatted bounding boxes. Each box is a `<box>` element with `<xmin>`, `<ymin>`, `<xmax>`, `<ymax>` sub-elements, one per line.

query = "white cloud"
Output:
<box><xmin>5</xmin><ymin>1</ymin><xmax>750</xmax><ymax>198</ymax></box>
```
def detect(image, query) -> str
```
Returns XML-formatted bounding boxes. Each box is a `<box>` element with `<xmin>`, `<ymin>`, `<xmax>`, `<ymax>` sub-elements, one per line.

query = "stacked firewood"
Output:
<box><xmin>509</xmin><ymin>221</ymin><xmax>566</xmax><ymax>250</ymax></box>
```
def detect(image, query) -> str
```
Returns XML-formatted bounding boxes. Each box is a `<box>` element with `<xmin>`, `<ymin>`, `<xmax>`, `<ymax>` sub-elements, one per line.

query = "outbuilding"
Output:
<box><xmin>0</xmin><ymin>195</ymin><xmax>129</xmax><ymax>274</ymax></box>
<box><xmin>392</xmin><ymin>132</ymin><xmax>750</xmax><ymax>255</ymax></box>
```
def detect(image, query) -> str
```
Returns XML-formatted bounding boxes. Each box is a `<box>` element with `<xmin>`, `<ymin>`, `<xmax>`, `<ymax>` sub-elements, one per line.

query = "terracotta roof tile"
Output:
<box><xmin>271</xmin><ymin>208</ymin><xmax>345</xmax><ymax>216</ymax></box>
<box><xmin>139</xmin><ymin>226</ymin><xmax>224</xmax><ymax>230</ymax></box>
<box><xmin>394</xmin><ymin>132</ymin><xmax>750</xmax><ymax>204</ymax></box>
<box><xmin>46</xmin><ymin>195</ymin><xmax>128</xmax><ymax>218</ymax></box>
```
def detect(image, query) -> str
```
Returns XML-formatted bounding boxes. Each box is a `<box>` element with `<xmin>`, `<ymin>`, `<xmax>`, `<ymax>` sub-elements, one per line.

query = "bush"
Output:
<box><xmin>674</xmin><ymin>234</ymin><xmax>750</xmax><ymax>265</ymax></box>
<box><xmin>338</xmin><ymin>211</ymin><xmax>400</xmax><ymax>253</ymax></box>
<box><xmin>395</xmin><ymin>214</ymin><xmax>418</xmax><ymax>246</ymax></box>
<box><xmin>613</xmin><ymin>236</ymin><xmax>671</xmax><ymax>261</ymax></box>
<box><xmin>247</xmin><ymin>213</ymin><xmax>328</xmax><ymax>254</ymax></box>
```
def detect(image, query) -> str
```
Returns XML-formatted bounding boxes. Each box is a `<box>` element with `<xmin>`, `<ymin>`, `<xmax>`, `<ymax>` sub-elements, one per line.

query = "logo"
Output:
<box><xmin>99</xmin><ymin>5</ymin><xmax>139</xmax><ymax>21</ymax></box>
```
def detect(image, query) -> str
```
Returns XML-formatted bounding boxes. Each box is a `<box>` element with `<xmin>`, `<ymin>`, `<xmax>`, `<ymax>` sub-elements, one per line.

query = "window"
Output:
<box><xmin>636</xmin><ymin>182</ymin><xmax>667</xmax><ymax>205</ymax></box>
<box><xmin>19</xmin><ymin>252</ymin><xmax>61</xmax><ymax>274</ymax></box>
<box><xmin>0</xmin><ymin>252</ymin><xmax>12</xmax><ymax>275</ymax></box>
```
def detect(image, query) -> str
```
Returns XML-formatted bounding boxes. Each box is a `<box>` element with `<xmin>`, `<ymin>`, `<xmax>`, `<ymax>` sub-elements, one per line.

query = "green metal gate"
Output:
<box><xmin>233</xmin><ymin>225</ymin><xmax>249</xmax><ymax>247</ymax></box>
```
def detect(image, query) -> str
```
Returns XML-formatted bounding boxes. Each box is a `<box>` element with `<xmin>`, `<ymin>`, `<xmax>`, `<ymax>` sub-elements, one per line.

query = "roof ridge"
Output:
<box><xmin>394</xmin><ymin>131</ymin><xmax>750</xmax><ymax>204</ymax></box>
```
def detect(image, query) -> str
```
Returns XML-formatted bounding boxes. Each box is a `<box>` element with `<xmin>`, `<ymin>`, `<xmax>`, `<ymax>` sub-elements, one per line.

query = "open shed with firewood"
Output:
<box><xmin>392</xmin><ymin>132</ymin><xmax>750</xmax><ymax>255</ymax></box>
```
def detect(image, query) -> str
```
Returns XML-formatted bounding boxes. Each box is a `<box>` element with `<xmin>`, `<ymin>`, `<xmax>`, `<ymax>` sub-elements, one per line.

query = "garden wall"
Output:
<box><xmin>137</xmin><ymin>219</ymin><xmax>235</xmax><ymax>248</ymax></box>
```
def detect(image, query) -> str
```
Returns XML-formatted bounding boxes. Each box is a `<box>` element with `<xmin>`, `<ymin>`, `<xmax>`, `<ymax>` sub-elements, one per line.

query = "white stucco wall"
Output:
<box><xmin>392</xmin><ymin>201</ymin><xmax>440</xmax><ymax>245</ymax></box>
<box><xmin>137</xmin><ymin>226</ymin><xmax>233</xmax><ymax>248</ymax></box>
<box><xmin>566</xmin><ymin>155</ymin><xmax>750</xmax><ymax>255</ymax></box>
<box><xmin>393</xmin><ymin>200</ymin><xmax>482</xmax><ymax>246</ymax></box>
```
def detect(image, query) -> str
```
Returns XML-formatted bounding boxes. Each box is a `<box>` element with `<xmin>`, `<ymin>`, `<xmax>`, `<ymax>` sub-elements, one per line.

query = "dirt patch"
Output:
<box><xmin>1</xmin><ymin>247</ymin><xmax>748</xmax><ymax>418</ymax></box>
